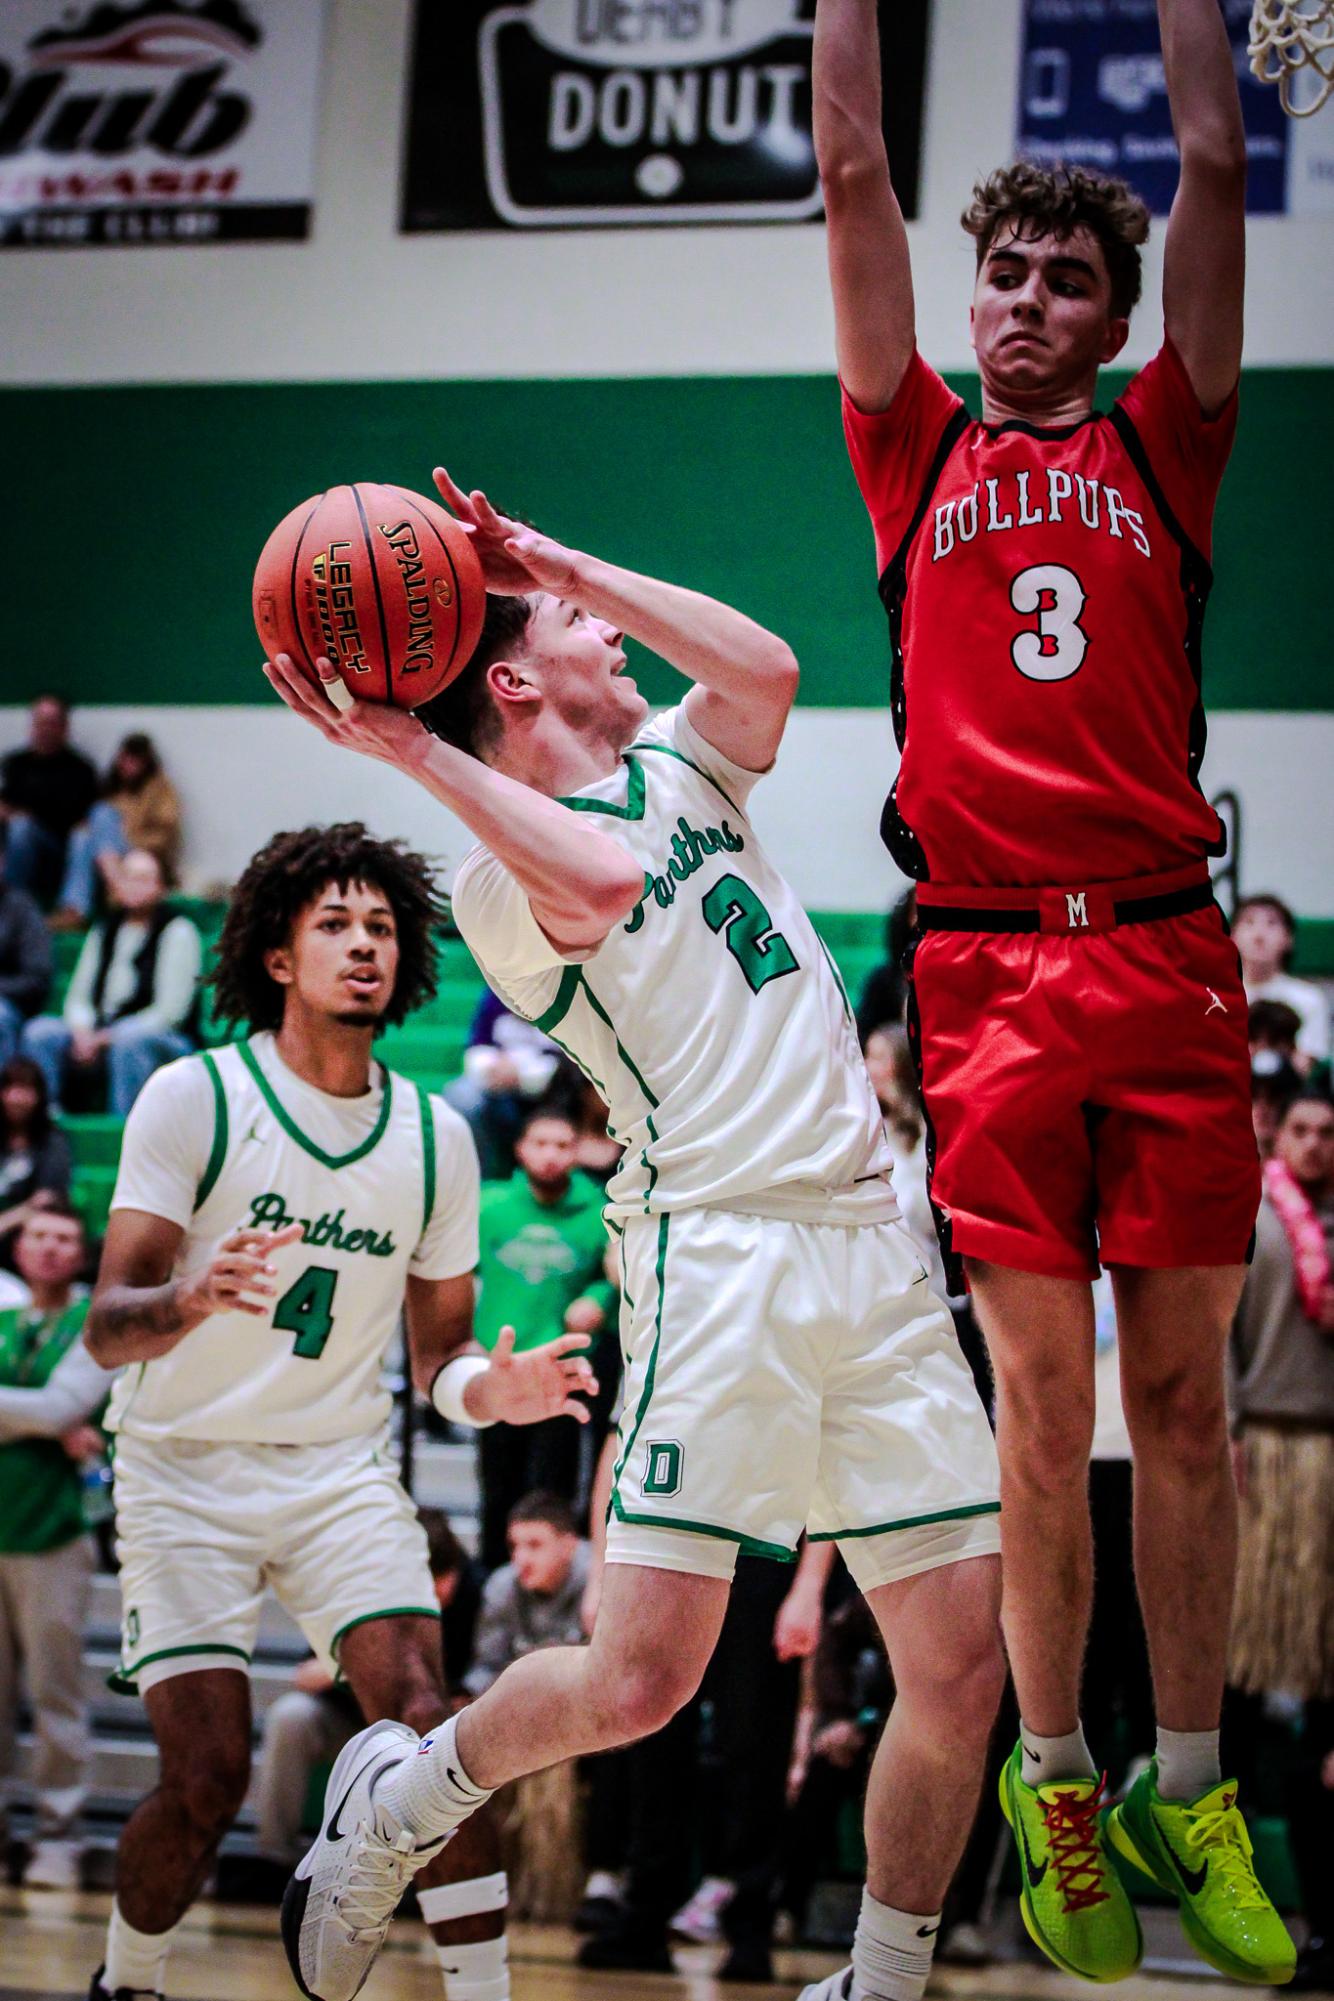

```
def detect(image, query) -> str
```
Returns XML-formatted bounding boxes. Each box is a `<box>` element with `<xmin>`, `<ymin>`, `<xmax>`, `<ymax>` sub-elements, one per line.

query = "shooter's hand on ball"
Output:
<box><xmin>464</xmin><ymin>1326</ymin><xmax>597</xmax><ymax>1428</ymax></box>
<box><xmin>264</xmin><ymin>653</ymin><xmax>427</xmax><ymax>769</ymax></box>
<box><xmin>432</xmin><ymin>467</ymin><xmax>580</xmax><ymax>598</ymax></box>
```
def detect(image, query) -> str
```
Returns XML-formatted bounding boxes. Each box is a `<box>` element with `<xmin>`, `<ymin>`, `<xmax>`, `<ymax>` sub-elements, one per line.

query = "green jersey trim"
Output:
<box><xmin>414</xmin><ymin>1084</ymin><xmax>436</xmax><ymax>1240</ymax></box>
<box><xmin>628</xmin><ymin>739</ymin><xmax>743</xmax><ymax>819</ymax></box>
<box><xmin>194</xmin><ymin>1052</ymin><xmax>229</xmax><ymax>1211</ymax></box>
<box><xmin>816</xmin><ymin>934</ymin><xmax>855</xmax><ymax>1029</ymax></box>
<box><xmin>237</xmin><ymin>1038</ymin><xmax>394</xmax><ymax>1171</ymax></box>
<box><xmin>557</xmin><ymin>754</ymin><xmax>646</xmax><ymax>820</ymax></box>
<box><xmin>807</xmin><ymin>1500</ymin><xmax>1001</xmax><ymax>1543</ymax></box>
<box><xmin>330</xmin><ymin>1605</ymin><xmax>442</xmax><ymax>1656</ymax></box>
<box><xmin>109</xmin><ymin>1639</ymin><xmax>250</xmax><ymax>1696</ymax></box>
<box><xmin>532</xmin><ymin>963</ymin><xmax>582</xmax><ymax>1035</ymax></box>
<box><xmin>610</xmin><ymin>1490</ymin><xmax>796</xmax><ymax>1564</ymax></box>
<box><xmin>577</xmin><ymin>972</ymin><xmax>660</xmax><ymax>1208</ymax></box>
<box><xmin>611</xmin><ymin>1212</ymin><xmax>669</xmax><ymax>1501</ymax></box>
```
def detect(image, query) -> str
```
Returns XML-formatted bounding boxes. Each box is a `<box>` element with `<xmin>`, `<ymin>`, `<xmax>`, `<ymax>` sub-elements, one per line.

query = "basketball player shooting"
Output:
<box><xmin>264</xmin><ymin>479</ymin><xmax>1007</xmax><ymax>2001</ymax></box>
<box><xmin>80</xmin><ymin>825</ymin><xmax>594</xmax><ymax>2001</ymax></box>
<box><xmin>815</xmin><ymin>0</ymin><xmax>1292</xmax><ymax>1985</ymax></box>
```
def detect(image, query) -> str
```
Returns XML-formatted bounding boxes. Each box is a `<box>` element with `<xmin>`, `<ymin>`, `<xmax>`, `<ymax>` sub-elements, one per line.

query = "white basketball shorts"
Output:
<box><xmin>605</xmin><ymin>1208</ymin><xmax>1000</xmax><ymax>1593</ymax></box>
<box><xmin>110</xmin><ymin>1428</ymin><xmax>437</xmax><ymax>1694</ymax></box>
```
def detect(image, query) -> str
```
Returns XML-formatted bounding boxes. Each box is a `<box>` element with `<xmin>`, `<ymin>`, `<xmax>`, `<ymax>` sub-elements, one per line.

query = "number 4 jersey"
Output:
<box><xmin>451</xmin><ymin>704</ymin><xmax>895</xmax><ymax>1229</ymax></box>
<box><xmin>104</xmin><ymin>1033</ymin><xmax>479</xmax><ymax>1444</ymax></box>
<box><xmin>843</xmin><ymin>337</ymin><xmax>1237</xmax><ymax>887</ymax></box>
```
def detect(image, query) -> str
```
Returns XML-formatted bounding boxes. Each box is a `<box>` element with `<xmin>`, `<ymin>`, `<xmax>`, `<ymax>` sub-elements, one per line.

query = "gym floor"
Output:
<box><xmin>0</xmin><ymin>1896</ymin><xmax>1244</xmax><ymax>2001</ymax></box>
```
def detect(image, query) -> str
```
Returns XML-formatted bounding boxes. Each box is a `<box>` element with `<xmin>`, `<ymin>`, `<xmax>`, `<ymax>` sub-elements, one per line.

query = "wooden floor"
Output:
<box><xmin>0</xmin><ymin>1893</ymin><xmax>1244</xmax><ymax>2001</ymax></box>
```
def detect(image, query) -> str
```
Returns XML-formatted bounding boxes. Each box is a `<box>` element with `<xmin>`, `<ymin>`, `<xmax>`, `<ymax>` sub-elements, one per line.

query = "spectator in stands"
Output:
<box><xmin>1084</xmin><ymin>1279</ymin><xmax>1154</xmax><ymax>1789</ymax></box>
<box><xmin>447</xmin><ymin>988</ymin><xmax>561</xmax><ymax>1179</ymax></box>
<box><xmin>1227</xmin><ymin>1089</ymin><xmax>1334</xmax><ymax>1991</ymax></box>
<box><xmin>1252</xmin><ymin>1064</ymin><xmax>1301</xmax><ymax>1162</ymax></box>
<box><xmin>1250</xmin><ymin>998</ymin><xmax>1304</xmax><ymax>1075</ymax></box>
<box><xmin>21</xmin><ymin>848</ymin><xmax>202</xmax><ymax>1117</ymax></box>
<box><xmin>52</xmin><ymin>732</ymin><xmax>182</xmax><ymax>928</ymax></box>
<box><xmin>0</xmin><ymin>1200</ymin><xmax>109</xmax><ymax>1889</ymax></box>
<box><xmin>0</xmin><ymin>698</ymin><xmax>99</xmax><ymax>911</ymax></box>
<box><xmin>242</xmin><ymin>1510</ymin><xmax>481</xmax><ymax>1897</ymax></box>
<box><xmin>0</xmin><ymin>1059</ymin><xmax>72</xmax><ymax>1263</ymax></box>
<box><xmin>475</xmin><ymin>1106</ymin><xmax>613</xmax><ymax>1568</ymax></box>
<box><xmin>1233</xmin><ymin>894</ymin><xmax>1331</xmax><ymax>1076</ymax></box>
<box><xmin>0</xmin><ymin>847</ymin><xmax>51</xmax><ymax>1069</ymax></box>
<box><xmin>464</xmin><ymin>1493</ymin><xmax>589</xmax><ymax>1698</ymax></box>
<box><xmin>546</xmin><ymin>1060</ymin><xmax>622</xmax><ymax>1187</ymax></box>
<box><xmin>854</xmin><ymin>886</ymin><xmax>917</xmax><ymax>1044</ymax></box>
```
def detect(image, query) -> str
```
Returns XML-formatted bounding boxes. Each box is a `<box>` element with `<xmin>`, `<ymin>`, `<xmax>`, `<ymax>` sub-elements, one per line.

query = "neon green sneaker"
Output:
<box><xmin>999</xmin><ymin>1742</ymin><xmax>1142</xmax><ymax>1982</ymax></box>
<box><xmin>1107</xmin><ymin>1764</ymin><xmax>1296</xmax><ymax>1985</ymax></box>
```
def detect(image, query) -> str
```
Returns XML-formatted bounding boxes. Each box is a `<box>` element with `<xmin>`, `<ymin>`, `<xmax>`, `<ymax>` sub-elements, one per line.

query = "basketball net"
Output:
<box><xmin>1249</xmin><ymin>0</ymin><xmax>1334</xmax><ymax>117</ymax></box>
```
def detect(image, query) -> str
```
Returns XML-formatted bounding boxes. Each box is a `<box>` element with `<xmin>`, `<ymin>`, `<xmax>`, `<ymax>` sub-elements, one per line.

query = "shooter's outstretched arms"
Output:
<box><xmin>814</xmin><ymin>0</ymin><xmax>916</xmax><ymax>413</ymax></box>
<box><xmin>1158</xmin><ymin>0</ymin><xmax>1247</xmax><ymax>415</ymax></box>
<box><xmin>264</xmin><ymin>655</ymin><xmax>645</xmax><ymax>956</ymax></box>
<box><xmin>433</xmin><ymin>472</ymin><xmax>800</xmax><ymax>775</ymax></box>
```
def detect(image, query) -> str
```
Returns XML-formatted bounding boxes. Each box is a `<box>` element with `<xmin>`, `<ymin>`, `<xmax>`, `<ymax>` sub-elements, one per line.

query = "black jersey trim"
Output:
<box><xmin>874</xmin><ymin>404</ymin><xmax>972</xmax><ymax>880</ymax></box>
<box><xmin>981</xmin><ymin>412</ymin><xmax>1100</xmax><ymax>441</ymax></box>
<box><xmin>1108</xmin><ymin>403</ymin><xmax>1226</xmax><ymax>858</ymax></box>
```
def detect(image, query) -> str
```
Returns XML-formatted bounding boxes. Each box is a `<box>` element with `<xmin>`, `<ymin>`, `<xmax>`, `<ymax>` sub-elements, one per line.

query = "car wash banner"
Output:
<box><xmin>401</xmin><ymin>0</ymin><xmax>929</xmax><ymax>231</ymax></box>
<box><xmin>0</xmin><ymin>0</ymin><xmax>329</xmax><ymax>248</ymax></box>
<box><xmin>1016</xmin><ymin>0</ymin><xmax>1334</xmax><ymax>218</ymax></box>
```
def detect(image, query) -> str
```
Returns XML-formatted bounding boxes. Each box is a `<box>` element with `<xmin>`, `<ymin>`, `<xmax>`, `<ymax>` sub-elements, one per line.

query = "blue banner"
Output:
<box><xmin>1016</xmin><ymin>0</ymin><xmax>1328</xmax><ymax>216</ymax></box>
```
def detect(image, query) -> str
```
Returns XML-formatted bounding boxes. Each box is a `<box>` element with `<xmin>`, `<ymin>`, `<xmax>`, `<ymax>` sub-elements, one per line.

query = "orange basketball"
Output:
<box><xmin>253</xmin><ymin>483</ymin><xmax>486</xmax><ymax>708</ymax></box>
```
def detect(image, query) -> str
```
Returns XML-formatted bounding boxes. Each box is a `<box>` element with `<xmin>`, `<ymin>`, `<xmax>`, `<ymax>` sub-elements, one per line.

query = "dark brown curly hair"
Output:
<box><xmin>962</xmin><ymin>161</ymin><xmax>1150</xmax><ymax>319</ymax></box>
<box><xmin>211</xmin><ymin>823</ymin><xmax>450</xmax><ymax>1033</ymax></box>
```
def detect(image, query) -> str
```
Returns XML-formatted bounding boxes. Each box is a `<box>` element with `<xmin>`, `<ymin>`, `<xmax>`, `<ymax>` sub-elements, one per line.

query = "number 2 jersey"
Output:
<box><xmin>451</xmin><ymin>704</ymin><xmax>895</xmax><ymax>1229</ymax></box>
<box><xmin>104</xmin><ymin>1031</ymin><xmax>479</xmax><ymax>1445</ymax></box>
<box><xmin>843</xmin><ymin>336</ymin><xmax>1237</xmax><ymax>887</ymax></box>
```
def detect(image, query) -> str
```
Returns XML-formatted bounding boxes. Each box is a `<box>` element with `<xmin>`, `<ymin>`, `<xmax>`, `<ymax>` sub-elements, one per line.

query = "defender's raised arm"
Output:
<box><xmin>1159</xmin><ymin>0</ymin><xmax>1247</xmax><ymax>413</ymax></box>
<box><xmin>813</xmin><ymin>0</ymin><xmax>916</xmax><ymax>412</ymax></box>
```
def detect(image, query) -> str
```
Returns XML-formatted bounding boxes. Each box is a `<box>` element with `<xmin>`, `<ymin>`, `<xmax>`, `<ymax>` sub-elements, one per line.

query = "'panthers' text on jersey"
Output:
<box><xmin>844</xmin><ymin>337</ymin><xmax>1236</xmax><ymax>887</ymax></box>
<box><xmin>451</xmin><ymin>705</ymin><xmax>895</xmax><ymax>1227</ymax></box>
<box><xmin>105</xmin><ymin>1032</ymin><xmax>478</xmax><ymax>1445</ymax></box>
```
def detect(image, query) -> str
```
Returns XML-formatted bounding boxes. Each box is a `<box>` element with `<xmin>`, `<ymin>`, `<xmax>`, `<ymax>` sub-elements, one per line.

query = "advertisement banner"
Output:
<box><xmin>401</xmin><ymin>0</ymin><xmax>929</xmax><ymax>231</ymax></box>
<box><xmin>1016</xmin><ymin>0</ymin><xmax>1334</xmax><ymax>217</ymax></box>
<box><xmin>0</xmin><ymin>0</ymin><xmax>329</xmax><ymax>249</ymax></box>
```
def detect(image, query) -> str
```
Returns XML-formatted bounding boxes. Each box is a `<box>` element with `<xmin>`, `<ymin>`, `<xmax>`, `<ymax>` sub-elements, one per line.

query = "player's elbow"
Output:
<box><xmin>1180</xmin><ymin>131</ymin><xmax>1248</xmax><ymax>187</ymax></box>
<box><xmin>589</xmin><ymin>853</ymin><xmax>647</xmax><ymax>931</ymax></box>
<box><xmin>763</xmin><ymin>640</ymin><xmax>801</xmax><ymax>705</ymax></box>
<box><xmin>83</xmin><ymin>1311</ymin><xmax>113</xmax><ymax>1366</ymax></box>
<box><xmin>817</xmin><ymin>146</ymin><xmax>891</xmax><ymax>211</ymax></box>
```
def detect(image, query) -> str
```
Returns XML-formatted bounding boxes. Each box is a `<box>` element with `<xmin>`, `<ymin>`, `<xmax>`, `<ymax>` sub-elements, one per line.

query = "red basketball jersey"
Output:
<box><xmin>844</xmin><ymin>337</ymin><xmax>1237</xmax><ymax>887</ymax></box>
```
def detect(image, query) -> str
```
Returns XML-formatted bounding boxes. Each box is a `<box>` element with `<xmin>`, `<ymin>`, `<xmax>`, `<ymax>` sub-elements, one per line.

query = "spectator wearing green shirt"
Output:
<box><xmin>476</xmin><ymin>1107</ymin><xmax>616</xmax><ymax>1569</ymax></box>
<box><xmin>0</xmin><ymin>1199</ymin><xmax>112</xmax><ymax>1888</ymax></box>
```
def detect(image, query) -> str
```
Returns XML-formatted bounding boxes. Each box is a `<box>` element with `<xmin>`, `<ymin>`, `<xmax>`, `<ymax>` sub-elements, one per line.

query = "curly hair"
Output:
<box><xmin>962</xmin><ymin>161</ymin><xmax>1150</xmax><ymax>319</ymax></box>
<box><xmin>212</xmin><ymin>823</ymin><xmax>450</xmax><ymax>1033</ymax></box>
<box><xmin>418</xmin><ymin>592</ymin><xmax>535</xmax><ymax>762</ymax></box>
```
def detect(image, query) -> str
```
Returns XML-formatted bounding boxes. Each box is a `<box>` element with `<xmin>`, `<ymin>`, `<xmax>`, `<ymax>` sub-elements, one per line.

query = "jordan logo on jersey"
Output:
<box><xmin>931</xmin><ymin>470</ymin><xmax>1151</xmax><ymax>564</ymax></box>
<box><xmin>247</xmin><ymin>1191</ymin><xmax>397</xmax><ymax>1258</ymax></box>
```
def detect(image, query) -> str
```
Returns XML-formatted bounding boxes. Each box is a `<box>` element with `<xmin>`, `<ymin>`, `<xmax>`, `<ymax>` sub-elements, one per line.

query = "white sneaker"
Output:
<box><xmin>670</xmin><ymin>1874</ymin><xmax>734</xmax><ymax>1942</ymax></box>
<box><xmin>282</xmin><ymin>1721</ymin><xmax>450</xmax><ymax>2001</ymax></box>
<box><xmin>24</xmin><ymin>1837</ymin><xmax>81</xmax><ymax>1888</ymax></box>
<box><xmin>798</xmin><ymin>1971</ymin><xmax>853</xmax><ymax>1999</ymax></box>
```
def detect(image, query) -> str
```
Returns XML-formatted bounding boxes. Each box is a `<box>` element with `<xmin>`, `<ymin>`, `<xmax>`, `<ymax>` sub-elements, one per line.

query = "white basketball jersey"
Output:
<box><xmin>451</xmin><ymin>705</ymin><xmax>895</xmax><ymax>1225</ymax></box>
<box><xmin>105</xmin><ymin>1033</ymin><xmax>478</xmax><ymax>1445</ymax></box>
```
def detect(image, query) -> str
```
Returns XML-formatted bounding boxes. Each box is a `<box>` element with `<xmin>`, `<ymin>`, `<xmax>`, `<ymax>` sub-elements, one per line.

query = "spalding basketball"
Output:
<box><xmin>253</xmin><ymin>483</ymin><xmax>486</xmax><ymax>708</ymax></box>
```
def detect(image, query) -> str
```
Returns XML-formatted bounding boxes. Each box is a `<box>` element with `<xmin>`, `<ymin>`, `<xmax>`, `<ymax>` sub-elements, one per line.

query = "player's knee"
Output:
<box><xmin>998</xmin><ymin>1389</ymin><xmax>1093</xmax><ymax>1488</ymax></box>
<box><xmin>595</xmin><ymin>1657</ymin><xmax>700</xmax><ymax>1744</ymax></box>
<box><xmin>1125</xmin><ymin>1363</ymin><xmax>1228</xmax><ymax>1473</ymax></box>
<box><xmin>167</xmin><ymin>1734</ymin><xmax>252</xmax><ymax>1835</ymax></box>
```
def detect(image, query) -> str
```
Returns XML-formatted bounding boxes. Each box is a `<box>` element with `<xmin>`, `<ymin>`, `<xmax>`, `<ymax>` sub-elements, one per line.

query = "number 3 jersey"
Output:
<box><xmin>843</xmin><ymin>337</ymin><xmax>1237</xmax><ymax>887</ymax></box>
<box><xmin>450</xmin><ymin>704</ymin><xmax>895</xmax><ymax>1228</ymax></box>
<box><xmin>104</xmin><ymin>1032</ymin><xmax>479</xmax><ymax>1445</ymax></box>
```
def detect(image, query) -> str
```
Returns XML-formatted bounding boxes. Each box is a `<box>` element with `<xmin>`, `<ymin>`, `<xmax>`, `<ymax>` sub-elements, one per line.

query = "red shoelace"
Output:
<box><xmin>1041</xmin><ymin>1777</ymin><xmax>1112</xmax><ymax>1914</ymax></box>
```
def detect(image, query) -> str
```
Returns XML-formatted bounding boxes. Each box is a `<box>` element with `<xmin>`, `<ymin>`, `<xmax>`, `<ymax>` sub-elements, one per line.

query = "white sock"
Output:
<box><xmin>435</xmin><ymin>1935</ymin><xmax>509</xmax><ymax>2000</ymax></box>
<box><xmin>852</xmin><ymin>1889</ymin><xmax>941</xmax><ymax>2001</ymax></box>
<box><xmin>104</xmin><ymin>1904</ymin><xmax>179</xmax><ymax>1994</ymax></box>
<box><xmin>1020</xmin><ymin>1722</ymin><xmax>1094</xmax><ymax>1787</ymax></box>
<box><xmin>1155</xmin><ymin>1727</ymin><xmax>1222</xmax><ymax>1801</ymax></box>
<box><xmin>378</xmin><ymin>1713</ymin><xmax>493</xmax><ymax>1841</ymax></box>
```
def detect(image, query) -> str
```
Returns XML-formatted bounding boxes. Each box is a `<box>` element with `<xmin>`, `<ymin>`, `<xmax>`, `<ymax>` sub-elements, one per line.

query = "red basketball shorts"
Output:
<box><xmin>908</xmin><ymin>897</ymin><xmax>1259</xmax><ymax>1283</ymax></box>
